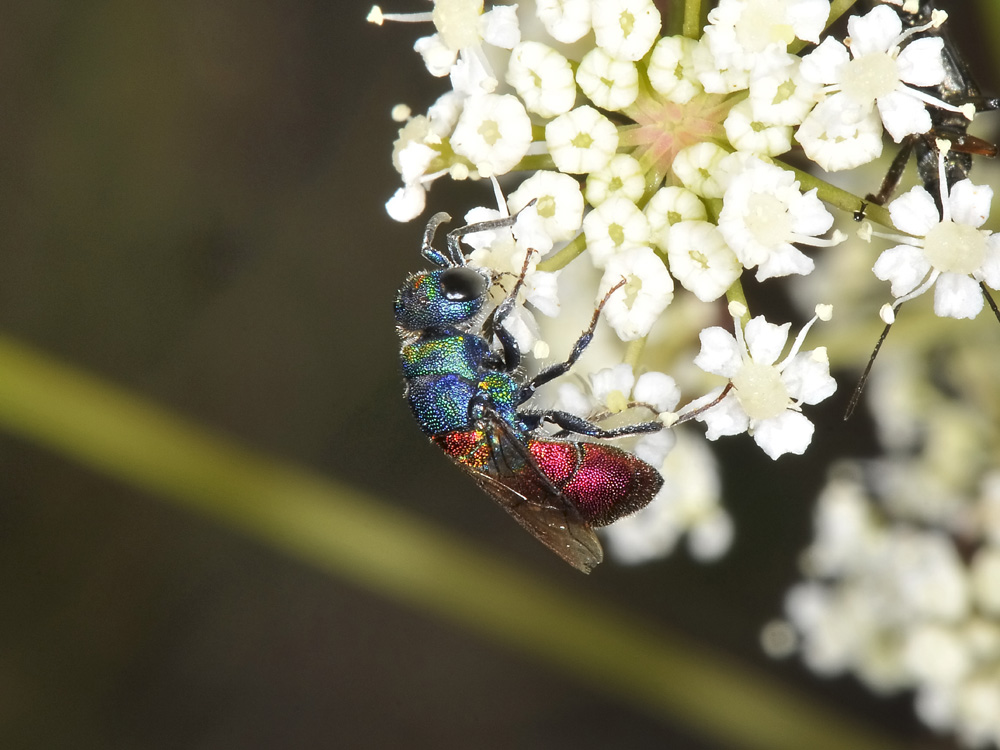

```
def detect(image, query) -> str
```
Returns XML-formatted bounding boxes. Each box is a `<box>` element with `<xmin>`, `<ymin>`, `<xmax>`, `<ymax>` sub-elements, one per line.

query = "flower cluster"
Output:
<box><xmin>375</xmin><ymin>1</ymin><xmax>1000</xmax><ymax>743</ymax></box>
<box><xmin>776</xmin><ymin>345</ymin><xmax>1000</xmax><ymax>746</ymax></box>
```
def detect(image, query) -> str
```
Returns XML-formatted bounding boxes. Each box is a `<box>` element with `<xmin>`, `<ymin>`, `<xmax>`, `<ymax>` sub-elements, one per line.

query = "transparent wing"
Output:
<box><xmin>449</xmin><ymin>414</ymin><xmax>604</xmax><ymax>573</ymax></box>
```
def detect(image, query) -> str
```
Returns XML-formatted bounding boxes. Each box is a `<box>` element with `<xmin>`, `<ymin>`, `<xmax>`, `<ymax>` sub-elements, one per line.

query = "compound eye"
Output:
<box><xmin>440</xmin><ymin>267</ymin><xmax>488</xmax><ymax>302</ymax></box>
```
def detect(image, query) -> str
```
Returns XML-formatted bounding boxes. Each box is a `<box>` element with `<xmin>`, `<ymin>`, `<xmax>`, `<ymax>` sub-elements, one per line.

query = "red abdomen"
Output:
<box><xmin>528</xmin><ymin>438</ymin><xmax>663</xmax><ymax>527</ymax></box>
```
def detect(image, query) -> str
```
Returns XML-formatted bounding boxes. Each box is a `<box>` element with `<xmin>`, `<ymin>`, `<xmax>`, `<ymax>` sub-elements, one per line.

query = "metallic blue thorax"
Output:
<box><xmin>401</xmin><ymin>329</ymin><xmax>523</xmax><ymax>437</ymax></box>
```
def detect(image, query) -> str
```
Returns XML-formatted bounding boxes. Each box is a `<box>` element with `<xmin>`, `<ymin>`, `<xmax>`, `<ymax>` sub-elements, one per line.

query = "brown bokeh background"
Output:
<box><xmin>0</xmin><ymin>1</ymin><xmax>994</xmax><ymax>748</ymax></box>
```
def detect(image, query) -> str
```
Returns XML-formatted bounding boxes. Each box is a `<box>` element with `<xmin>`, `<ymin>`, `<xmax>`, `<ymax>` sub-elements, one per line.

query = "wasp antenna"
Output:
<box><xmin>844</xmin><ymin>315</ymin><xmax>897</xmax><ymax>421</ymax></box>
<box><xmin>981</xmin><ymin>283</ymin><xmax>1000</xmax><ymax>325</ymax></box>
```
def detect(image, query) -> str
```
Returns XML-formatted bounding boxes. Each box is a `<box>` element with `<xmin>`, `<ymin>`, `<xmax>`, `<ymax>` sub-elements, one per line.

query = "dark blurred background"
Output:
<box><xmin>0</xmin><ymin>1</ymin><xmax>994</xmax><ymax>748</ymax></box>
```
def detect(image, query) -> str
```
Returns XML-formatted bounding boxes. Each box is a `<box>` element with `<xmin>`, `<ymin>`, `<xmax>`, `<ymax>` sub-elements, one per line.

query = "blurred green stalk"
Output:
<box><xmin>0</xmin><ymin>333</ymin><xmax>903</xmax><ymax>750</ymax></box>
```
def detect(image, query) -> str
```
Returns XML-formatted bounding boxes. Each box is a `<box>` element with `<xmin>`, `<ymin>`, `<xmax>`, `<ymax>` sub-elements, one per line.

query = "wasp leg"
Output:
<box><xmin>866</xmin><ymin>135</ymin><xmax>917</xmax><ymax>206</ymax></box>
<box><xmin>521</xmin><ymin>409</ymin><xmax>662</xmax><ymax>438</ymax></box>
<box><xmin>517</xmin><ymin>280</ymin><xmax>626</xmax><ymax>404</ymax></box>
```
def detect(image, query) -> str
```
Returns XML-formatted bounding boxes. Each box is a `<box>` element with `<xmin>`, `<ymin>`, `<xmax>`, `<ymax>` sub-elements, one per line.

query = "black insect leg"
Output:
<box><xmin>516</xmin><ymin>280</ymin><xmax>627</xmax><ymax>405</ymax></box>
<box><xmin>483</xmin><ymin>246</ymin><xmax>537</xmax><ymax>372</ymax></box>
<box><xmin>866</xmin><ymin>135</ymin><xmax>917</xmax><ymax>206</ymax></box>
<box><xmin>520</xmin><ymin>409</ymin><xmax>662</xmax><ymax>439</ymax></box>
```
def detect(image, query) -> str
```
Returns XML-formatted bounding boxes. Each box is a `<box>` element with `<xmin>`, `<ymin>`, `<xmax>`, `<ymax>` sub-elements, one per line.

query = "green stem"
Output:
<box><xmin>777</xmin><ymin>160</ymin><xmax>894</xmax><ymax>229</ymax></box>
<box><xmin>537</xmin><ymin>233</ymin><xmax>586</xmax><ymax>272</ymax></box>
<box><xmin>624</xmin><ymin>337</ymin><xmax>647</xmax><ymax>370</ymax></box>
<box><xmin>514</xmin><ymin>153</ymin><xmax>557</xmax><ymax>172</ymax></box>
<box><xmin>682</xmin><ymin>0</ymin><xmax>703</xmax><ymax>39</ymax></box>
<box><xmin>726</xmin><ymin>278</ymin><xmax>751</xmax><ymax>326</ymax></box>
<box><xmin>0</xmin><ymin>333</ymin><xmax>909</xmax><ymax>750</ymax></box>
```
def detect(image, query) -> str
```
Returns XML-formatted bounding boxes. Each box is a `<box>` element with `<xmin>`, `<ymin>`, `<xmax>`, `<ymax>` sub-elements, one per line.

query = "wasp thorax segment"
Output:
<box><xmin>732</xmin><ymin>361</ymin><xmax>790</xmax><ymax>421</ymax></box>
<box><xmin>842</xmin><ymin>53</ymin><xmax>900</xmax><ymax>107</ymax></box>
<box><xmin>923</xmin><ymin>221</ymin><xmax>987</xmax><ymax>275</ymax></box>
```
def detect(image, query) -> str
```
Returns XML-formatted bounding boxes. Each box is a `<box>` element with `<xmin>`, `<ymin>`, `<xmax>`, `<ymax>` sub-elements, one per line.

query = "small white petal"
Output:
<box><xmin>744</xmin><ymin>316</ymin><xmax>790</xmax><ymax>367</ymax></box>
<box><xmin>753</xmin><ymin>410</ymin><xmax>814</xmax><ymax>459</ymax></box>
<box><xmin>979</xmin><ymin>236</ymin><xmax>1000</xmax><ymax>289</ymax></box>
<box><xmin>896</xmin><ymin>36</ymin><xmax>945</xmax><ymax>87</ymax></box>
<box><xmin>873</xmin><ymin>244</ymin><xmax>931</xmax><ymax>297</ymax></box>
<box><xmin>947</xmin><ymin>180</ymin><xmax>993</xmax><ymax>228</ymax></box>
<box><xmin>933</xmin><ymin>272</ymin><xmax>984</xmax><ymax>319</ymax></box>
<box><xmin>877</xmin><ymin>90</ymin><xmax>933</xmax><ymax>142</ymax></box>
<box><xmin>694</xmin><ymin>327</ymin><xmax>743</xmax><ymax>378</ymax></box>
<box><xmin>697</xmin><ymin>391</ymin><xmax>750</xmax><ymax>439</ymax></box>
<box><xmin>888</xmin><ymin>186</ymin><xmax>940</xmax><ymax>237</ymax></box>
<box><xmin>780</xmin><ymin>352</ymin><xmax>837</xmax><ymax>404</ymax></box>
<box><xmin>846</xmin><ymin>5</ymin><xmax>902</xmax><ymax>58</ymax></box>
<box><xmin>634</xmin><ymin>371</ymin><xmax>681</xmax><ymax>412</ymax></box>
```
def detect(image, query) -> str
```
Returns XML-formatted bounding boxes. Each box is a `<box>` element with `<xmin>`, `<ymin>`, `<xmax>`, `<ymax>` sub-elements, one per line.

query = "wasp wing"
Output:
<box><xmin>444</xmin><ymin>415</ymin><xmax>603</xmax><ymax>573</ymax></box>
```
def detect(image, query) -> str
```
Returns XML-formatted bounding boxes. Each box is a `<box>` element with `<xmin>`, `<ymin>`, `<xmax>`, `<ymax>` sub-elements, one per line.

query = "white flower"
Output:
<box><xmin>666</xmin><ymin>221</ymin><xmax>742</xmax><ymax>302</ymax></box>
<box><xmin>585</xmin><ymin>153</ymin><xmax>645</xmax><ymax>207</ymax></box>
<box><xmin>693</xmin><ymin>304</ymin><xmax>837</xmax><ymax>459</ymax></box>
<box><xmin>648</xmin><ymin>36</ymin><xmax>702</xmax><ymax>104</ymax></box>
<box><xmin>535</xmin><ymin>0</ymin><xmax>591</xmax><ymax>43</ymax></box>
<box><xmin>505</xmin><ymin>41</ymin><xmax>577</xmax><ymax>118</ymax></box>
<box><xmin>598</xmin><ymin>246</ymin><xmax>674</xmax><ymax>341</ymax></box>
<box><xmin>747</xmin><ymin>52</ymin><xmax>819</xmax><ymax>126</ymax></box>
<box><xmin>507</xmin><ymin>171</ymin><xmax>584</xmax><ymax>243</ymax></box>
<box><xmin>697</xmin><ymin>0</ymin><xmax>831</xmax><ymax>93</ymax></box>
<box><xmin>723</xmin><ymin>99</ymin><xmax>793</xmax><ymax>156</ymax></box>
<box><xmin>545</xmin><ymin>105</ymin><xmax>619</xmax><ymax>174</ymax></box>
<box><xmin>872</xmin><ymin>168</ymin><xmax>1000</xmax><ymax>320</ymax></box>
<box><xmin>591</xmin><ymin>0</ymin><xmax>661</xmax><ymax>62</ymax></box>
<box><xmin>375</xmin><ymin>0</ymin><xmax>521</xmax><ymax>94</ymax></box>
<box><xmin>718</xmin><ymin>158</ymin><xmax>844</xmax><ymax>281</ymax></box>
<box><xmin>799</xmin><ymin>6</ymin><xmax>964</xmax><ymax>148</ymax></box>
<box><xmin>576</xmin><ymin>47</ymin><xmax>639</xmax><ymax>111</ymax></box>
<box><xmin>644</xmin><ymin>186</ymin><xmax>707</xmax><ymax>252</ymax></box>
<box><xmin>450</xmin><ymin>93</ymin><xmax>533</xmax><ymax>177</ymax></box>
<box><xmin>583</xmin><ymin>195</ymin><xmax>650</xmax><ymax>268</ymax></box>
<box><xmin>794</xmin><ymin>97</ymin><xmax>884</xmax><ymax>171</ymax></box>
<box><xmin>672</xmin><ymin>142</ymin><xmax>731</xmax><ymax>199</ymax></box>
